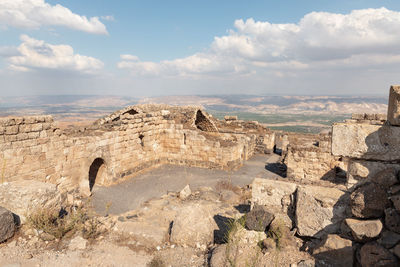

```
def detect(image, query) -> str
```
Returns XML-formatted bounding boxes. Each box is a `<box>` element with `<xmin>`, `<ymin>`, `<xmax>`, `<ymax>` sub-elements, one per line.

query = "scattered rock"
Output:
<box><xmin>154</xmin><ymin>247</ymin><xmax>204</xmax><ymax>267</ymax></box>
<box><xmin>377</xmin><ymin>231</ymin><xmax>400</xmax><ymax>249</ymax></box>
<box><xmin>179</xmin><ymin>184</ymin><xmax>191</xmax><ymax>200</ymax></box>
<box><xmin>245</xmin><ymin>205</ymin><xmax>274</xmax><ymax>232</ymax></box>
<box><xmin>313</xmin><ymin>234</ymin><xmax>354</xmax><ymax>267</ymax></box>
<box><xmin>350</xmin><ymin>183</ymin><xmax>389</xmax><ymax>219</ymax></box>
<box><xmin>384</xmin><ymin>208</ymin><xmax>400</xmax><ymax>234</ymax></box>
<box><xmin>262</xmin><ymin>238</ymin><xmax>276</xmax><ymax>251</ymax></box>
<box><xmin>344</xmin><ymin>218</ymin><xmax>382</xmax><ymax>242</ymax></box>
<box><xmin>209</xmin><ymin>244</ymin><xmax>227</xmax><ymax>267</ymax></box>
<box><xmin>69</xmin><ymin>236</ymin><xmax>88</xmax><ymax>250</ymax></box>
<box><xmin>297</xmin><ymin>259</ymin><xmax>315</xmax><ymax>267</ymax></box>
<box><xmin>360</xmin><ymin>241</ymin><xmax>399</xmax><ymax>267</ymax></box>
<box><xmin>170</xmin><ymin>203</ymin><xmax>216</xmax><ymax>248</ymax></box>
<box><xmin>40</xmin><ymin>232</ymin><xmax>55</xmax><ymax>241</ymax></box>
<box><xmin>0</xmin><ymin>206</ymin><xmax>15</xmax><ymax>243</ymax></box>
<box><xmin>295</xmin><ymin>185</ymin><xmax>348</xmax><ymax>238</ymax></box>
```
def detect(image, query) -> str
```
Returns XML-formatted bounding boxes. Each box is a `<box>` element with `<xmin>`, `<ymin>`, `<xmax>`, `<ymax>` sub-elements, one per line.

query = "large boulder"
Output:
<box><xmin>251</xmin><ymin>178</ymin><xmax>297</xmax><ymax>215</ymax></box>
<box><xmin>0</xmin><ymin>206</ymin><xmax>15</xmax><ymax>242</ymax></box>
<box><xmin>245</xmin><ymin>205</ymin><xmax>274</xmax><ymax>232</ymax></box>
<box><xmin>295</xmin><ymin>185</ymin><xmax>349</xmax><ymax>238</ymax></box>
<box><xmin>359</xmin><ymin>242</ymin><xmax>398</xmax><ymax>267</ymax></box>
<box><xmin>332</xmin><ymin>122</ymin><xmax>400</xmax><ymax>161</ymax></box>
<box><xmin>0</xmin><ymin>180</ymin><xmax>64</xmax><ymax>222</ymax></box>
<box><xmin>387</xmin><ymin>85</ymin><xmax>400</xmax><ymax>126</ymax></box>
<box><xmin>344</xmin><ymin>218</ymin><xmax>382</xmax><ymax>243</ymax></box>
<box><xmin>312</xmin><ymin>234</ymin><xmax>354</xmax><ymax>267</ymax></box>
<box><xmin>350</xmin><ymin>183</ymin><xmax>389</xmax><ymax>219</ymax></box>
<box><xmin>170</xmin><ymin>203</ymin><xmax>217</xmax><ymax>248</ymax></box>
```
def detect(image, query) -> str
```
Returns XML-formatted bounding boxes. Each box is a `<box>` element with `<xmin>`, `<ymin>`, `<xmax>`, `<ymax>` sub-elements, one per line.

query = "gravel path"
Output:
<box><xmin>92</xmin><ymin>154</ymin><xmax>281</xmax><ymax>215</ymax></box>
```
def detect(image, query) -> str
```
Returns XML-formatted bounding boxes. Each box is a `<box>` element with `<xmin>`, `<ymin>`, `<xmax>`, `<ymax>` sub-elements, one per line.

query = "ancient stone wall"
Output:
<box><xmin>284</xmin><ymin>132</ymin><xmax>343</xmax><ymax>182</ymax></box>
<box><xmin>0</xmin><ymin>105</ymin><xmax>263</xmax><ymax>195</ymax></box>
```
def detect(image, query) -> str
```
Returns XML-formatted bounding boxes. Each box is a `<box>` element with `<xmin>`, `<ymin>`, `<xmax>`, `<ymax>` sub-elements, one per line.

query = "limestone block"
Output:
<box><xmin>295</xmin><ymin>185</ymin><xmax>349</xmax><ymax>238</ymax></box>
<box><xmin>0</xmin><ymin>180</ymin><xmax>64</xmax><ymax>222</ymax></box>
<box><xmin>5</xmin><ymin>125</ymin><xmax>18</xmax><ymax>135</ymax></box>
<box><xmin>332</xmin><ymin>122</ymin><xmax>400</xmax><ymax>161</ymax></box>
<box><xmin>251</xmin><ymin>178</ymin><xmax>297</xmax><ymax>214</ymax></box>
<box><xmin>30</xmin><ymin>123</ymin><xmax>43</xmax><ymax>132</ymax></box>
<box><xmin>387</xmin><ymin>85</ymin><xmax>400</xmax><ymax>126</ymax></box>
<box><xmin>170</xmin><ymin>203</ymin><xmax>217</xmax><ymax>247</ymax></box>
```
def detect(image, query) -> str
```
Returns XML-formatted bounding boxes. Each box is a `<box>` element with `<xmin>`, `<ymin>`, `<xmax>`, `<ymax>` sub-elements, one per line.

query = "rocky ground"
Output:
<box><xmin>0</xmin><ymin>178</ymin><xmax>314</xmax><ymax>267</ymax></box>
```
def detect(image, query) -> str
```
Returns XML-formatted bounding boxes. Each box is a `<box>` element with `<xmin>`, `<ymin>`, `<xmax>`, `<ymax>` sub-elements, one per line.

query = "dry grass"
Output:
<box><xmin>215</xmin><ymin>180</ymin><xmax>241</xmax><ymax>195</ymax></box>
<box><xmin>27</xmin><ymin>206</ymin><xmax>102</xmax><ymax>240</ymax></box>
<box><xmin>147</xmin><ymin>256</ymin><xmax>166</xmax><ymax>267</ymax></box>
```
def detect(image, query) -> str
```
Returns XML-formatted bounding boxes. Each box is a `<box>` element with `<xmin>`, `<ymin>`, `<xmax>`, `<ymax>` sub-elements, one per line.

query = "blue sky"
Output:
<box><xmin>1</xmin><ymin>0</ymin><xmax>400</xmax><ymax>96</ymax></box>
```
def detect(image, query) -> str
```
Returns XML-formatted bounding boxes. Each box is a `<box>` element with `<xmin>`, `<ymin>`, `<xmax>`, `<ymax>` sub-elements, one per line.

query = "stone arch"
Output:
<box><xmin>89</xmin><ymin>158</ymin><xmax>106</xmax><ymax>192</ymax></box>
<box><xmin>194</xmin><ymin>110</ymin><xmax>218</xmax><ymax>132</ymax></box>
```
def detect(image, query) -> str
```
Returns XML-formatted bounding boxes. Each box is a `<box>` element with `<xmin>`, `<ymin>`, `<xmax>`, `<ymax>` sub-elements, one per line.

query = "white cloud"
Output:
<box><xmin>7</xmin><ymin>35</ymin><xmax>103</xmax><ymax>73</ymax></box>
<box><xmin>101</xmin><ymin>15</ymin><xmax>114</xmax><ymax>22</ymax></box>
<box><xmin>118</xmin><ymin>7</ymin><xmax>400</xmax><ymax>78</ymax></box>
<box><xmin>0</xmin><ymin>0</ymin><xmax>107</xmax><ymax>34</ymax></box>
<box><xmin>120</xmin><ymin>54</ymin><xmax>140</xmax><ymax>61</ymax></box>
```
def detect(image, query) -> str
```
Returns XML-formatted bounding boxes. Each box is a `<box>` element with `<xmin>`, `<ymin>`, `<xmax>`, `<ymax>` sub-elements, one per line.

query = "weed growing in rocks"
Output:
<box><xmin>27</xmin><ymin>205</ymin><xmax>102</xmax><ymax>240</ymax></box>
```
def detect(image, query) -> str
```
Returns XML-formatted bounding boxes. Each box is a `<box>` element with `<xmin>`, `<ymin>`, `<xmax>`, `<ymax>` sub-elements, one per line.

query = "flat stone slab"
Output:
<box><xmin>332</xmin><ymin>122</ymin><xmax>400</xmax><ymax>161</ymax></box>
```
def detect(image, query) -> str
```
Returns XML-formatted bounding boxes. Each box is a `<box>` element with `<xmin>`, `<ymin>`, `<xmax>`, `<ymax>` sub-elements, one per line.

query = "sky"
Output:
<box><xmin>1</xmin><ymin>0</ymin><xmax>400</xmax><ymax>97</ymax></box>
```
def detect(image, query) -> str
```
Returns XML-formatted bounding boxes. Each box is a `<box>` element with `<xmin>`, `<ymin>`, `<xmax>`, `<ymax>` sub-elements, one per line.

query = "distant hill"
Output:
<box><xmin>0</xmin><ymin>94</ymin><xmax>388</xmax><ymax>133</ymax></box>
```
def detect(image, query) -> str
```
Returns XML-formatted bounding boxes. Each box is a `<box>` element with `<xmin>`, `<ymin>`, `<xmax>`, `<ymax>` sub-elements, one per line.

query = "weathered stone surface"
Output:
<box><xmin>384</xmin><ymin>208</ymin><xmax>400</xmax><ymax>234</ymax></box>
<box><xmin>377</xmin><ymin>231</ymin><xmax>400</xmax><ymax>249</ymax></box>
<box><xmin>68</xmin><ymin>236</ymin><xmax>88</xmax><ymax>250</ymax></box>
<box><xmin>390</xmin><ymin>193</ymin><xmax>400</xmax><ymax>212</ymax></box>
<box><xmin>170</xmin><ymin>203</ymin><xmax>217</xmax><ymax>247</ymax></box>
<box><xmin>210</xmin><ymin>244</ymin><xmax>227</xmax><ymax>267</ymax></box>
<box><xmin>393</xmin><ymin>243</ymin><xmax>400</xmax><ymax>258</ymax></box>
<box><xmin>295</xmin><ymin>185</ymin><xmax>348</xmax><ymax>238</ymax></box>
<box><xmin>178</xmin><ymin>184</ymin><xmax>191</xmax><ymax>200</ymax></box>
<box><xmin>350</xmin><ymin>183</ymin><xmax>389</xmax><ymax>219</ymax></box>
<box><xmin>344</xmin><ymin>218</ymin><xmax>382</xmax><ymax>243</ymax></box>
<box><xmin>297</xmin><ymin>259</ymin><xmax>316</xmax><ymax>267</ymax></box>
<box><xmin>387</xmin><ymin>85</ymin><xmax>400</xmax><ymax>126</ymax></box>
<box><xmin>224</xmin><ymin>225</ymin><xmax>266</xmax><ymax>267</ymax></box>
<box><xmin>114</xmin><ymin>220</ymin><xmax>168</xmax><ymax>248</ymax></box>
<box><xmin>0</xmin><ymin>206</ymin><xmax>15</xmax><ymax>243</ymax></box>
<box><xmin>313</xmin><ymin>234</ymin><xmax>353</xmax><ymax>267</ymax></box>
<box><xmin>0</xmin><ymin>180</ymin><xmax>63</xmax><ymax>222</ymax></box>
<box><xmin>245</xmin><ymin>205</ymin><xmax>274</xmax><ymax>232</ymax></box>
<box><xmin>251</xmin><ymin>178</ymin><xmax>297</xmax><ymax>214</ymax></box>
<box><xmin>332</xmin><ymin>122</ymin><xmax>400</xmax><ymax>161</ymax></box>
<box><xmin>360</xmin><ymin>242</ymin><xmax>399</xmax><ymax>267</ymax></box>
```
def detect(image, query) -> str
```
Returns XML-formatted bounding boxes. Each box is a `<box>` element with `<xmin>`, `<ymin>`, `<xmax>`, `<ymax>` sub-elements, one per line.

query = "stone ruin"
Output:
<box><xmin>0</xmin><ymin>104</ymin><xmax>275</xmax><ymax>196</ymax></box>
<box><xmin>1</xmin><ymin>87</ymin><xmax>400</xmax><ymax>266</ymax></box>
<box><xmin>251</xmin><ymin>85</ymin><xmax>400</xmax><ymax>266</ymax></box>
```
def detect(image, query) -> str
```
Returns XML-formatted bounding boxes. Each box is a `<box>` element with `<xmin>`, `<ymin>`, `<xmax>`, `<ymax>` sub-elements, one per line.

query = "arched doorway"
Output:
<box><xmin>89</xmin><ymin>158</ymin><xmax>106</xmax><ymax>192</ymax></box>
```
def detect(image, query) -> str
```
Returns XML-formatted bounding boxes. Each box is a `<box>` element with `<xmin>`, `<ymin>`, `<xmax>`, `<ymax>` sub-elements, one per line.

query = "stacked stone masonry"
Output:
<box><xmin>284</xmin><ymin>132</ymin><xmax>344</xmax><ymax>183</ymax></box>
<box><xmin>0</xmin><ymin>105</ymin><xmax>274</xmax><ymax>195</ymax></box>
